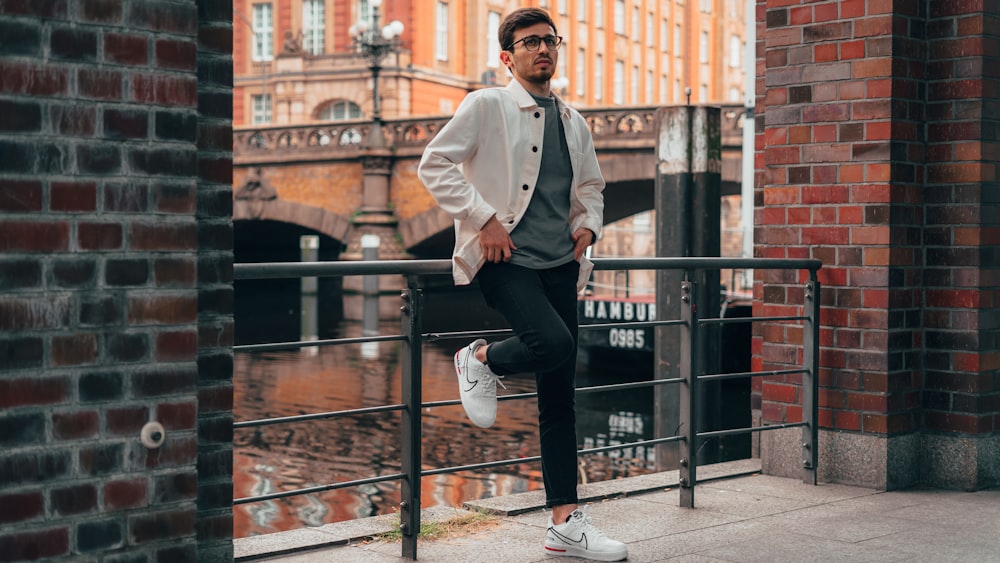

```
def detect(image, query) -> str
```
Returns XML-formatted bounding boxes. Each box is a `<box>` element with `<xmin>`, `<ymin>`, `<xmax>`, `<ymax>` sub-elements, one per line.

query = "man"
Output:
<box><xmin>418</xmin><ymin>7</ymin><xmax>627</xmax><ymax>561</ymax></box>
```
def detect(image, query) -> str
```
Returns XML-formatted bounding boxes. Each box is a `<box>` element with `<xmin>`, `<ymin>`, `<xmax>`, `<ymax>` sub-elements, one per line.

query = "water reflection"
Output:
<box><xmin>233</xmin><ymin>319</ymin><xmax>658</xmax><ymax>538</ymax></box>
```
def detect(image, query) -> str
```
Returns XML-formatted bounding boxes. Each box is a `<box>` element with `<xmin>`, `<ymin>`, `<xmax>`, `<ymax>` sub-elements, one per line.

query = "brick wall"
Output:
<box><xmin>755</xmin><ymin>1</ymin><xmax>999</xmax><ymax>488</ymax></box>
<box><xmin>0</xmin><ymin>0</ymin><xmax>233</xmax><ymax>559</ymax></box>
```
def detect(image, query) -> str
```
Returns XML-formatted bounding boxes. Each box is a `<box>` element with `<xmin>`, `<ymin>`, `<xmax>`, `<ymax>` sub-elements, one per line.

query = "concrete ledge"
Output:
<box><xmin>233</xmin><ymin>458</ymin><xmax>762</xmax><ymax>561</ymax></box>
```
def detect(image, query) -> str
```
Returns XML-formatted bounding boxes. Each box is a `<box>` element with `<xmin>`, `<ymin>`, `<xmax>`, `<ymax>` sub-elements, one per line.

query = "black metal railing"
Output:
<box><xmin>233</xmin><ymin>256</ymin><xmax>821</xmax><ymax>559</ymax></box>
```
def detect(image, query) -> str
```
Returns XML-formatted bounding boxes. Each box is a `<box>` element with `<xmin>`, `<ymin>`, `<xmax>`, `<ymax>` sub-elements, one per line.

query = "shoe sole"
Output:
<box><xmin>544</xmin><ymin>544</ymin><xmax>627</xmax><ymax>561</ymax></box>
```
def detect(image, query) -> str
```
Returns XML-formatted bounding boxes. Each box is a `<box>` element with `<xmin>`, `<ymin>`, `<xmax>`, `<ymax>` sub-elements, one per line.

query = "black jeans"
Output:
<box><xmin>475</xmin><ymin>259</ymin><xmax>580</xmax><ymax>508</ymax></box>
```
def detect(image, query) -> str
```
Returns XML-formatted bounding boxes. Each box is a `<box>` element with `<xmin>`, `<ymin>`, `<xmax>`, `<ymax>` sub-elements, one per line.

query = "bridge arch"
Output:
<box><xmin>233</xmin><ymin>198</ymin><xmax>352</xmax><ymax>244</ymax></box>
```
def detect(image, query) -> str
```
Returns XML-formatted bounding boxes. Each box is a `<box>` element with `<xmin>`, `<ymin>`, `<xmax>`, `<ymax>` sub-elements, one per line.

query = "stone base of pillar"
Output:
<box><xmin>760</xmin><ymin>427</ymin><xmax>999</xmax><ymax>491</ymax></box>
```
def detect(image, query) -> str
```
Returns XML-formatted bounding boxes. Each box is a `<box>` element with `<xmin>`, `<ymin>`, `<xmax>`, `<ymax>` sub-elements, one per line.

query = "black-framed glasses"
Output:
<box><xmin>505</xmin><ymin>35</ymin><xmax>563</xmax><ymax>52</ymax></box>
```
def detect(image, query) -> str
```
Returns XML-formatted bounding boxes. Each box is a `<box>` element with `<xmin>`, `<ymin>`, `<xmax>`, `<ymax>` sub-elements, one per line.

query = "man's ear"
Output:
<box><xmin>499</xmin><ymin>50</ymin><xmax>511</xmax><ymax>67</ymax></box>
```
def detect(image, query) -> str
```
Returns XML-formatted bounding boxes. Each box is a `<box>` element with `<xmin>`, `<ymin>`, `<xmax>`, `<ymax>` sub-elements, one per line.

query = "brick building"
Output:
<box><xmin>232</xmin><ymin>0</ymin><xmax>748</xmax><ymax>126</ymax></box>
<box><xmin>1</xmin><ymin>1</ymin><xmax>998</xmax><ymax>561</ymax></box>
<box><xmin>754</xmin><ymin>1</ymin><xmax>999</xmax><ymax>490</ymax></box>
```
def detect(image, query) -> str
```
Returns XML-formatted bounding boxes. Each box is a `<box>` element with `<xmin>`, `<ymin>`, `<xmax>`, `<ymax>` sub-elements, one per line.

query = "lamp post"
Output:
<box><xmin>349</xmin><ymin>0</ymin><xmax>404</xmax><ymax>148</ymax></box>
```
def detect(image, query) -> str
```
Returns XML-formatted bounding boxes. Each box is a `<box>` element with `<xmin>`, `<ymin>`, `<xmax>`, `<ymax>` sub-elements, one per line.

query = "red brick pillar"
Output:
<box><xmin>754</xmin><ymin>1</ymin><xmax>999</xmax><ymax>490</ymax></box>
<box><xmin>0</xmin><ymin>0</ymin><xmax>232</xmax><ymax>560</ymax></box>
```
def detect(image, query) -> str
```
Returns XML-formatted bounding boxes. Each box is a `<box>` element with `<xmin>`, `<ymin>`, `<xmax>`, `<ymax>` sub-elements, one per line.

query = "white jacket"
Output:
<box><xmin>418</xmin><ymin>79</ymin><xmax>605</xmax><ymax>291</ymax></box>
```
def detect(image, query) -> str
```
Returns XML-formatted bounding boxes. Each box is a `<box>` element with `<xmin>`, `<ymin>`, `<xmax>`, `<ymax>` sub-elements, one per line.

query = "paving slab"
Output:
<box><xmin>239</xmin><ymin>468</ymin><xmax>999</xmax><ymax>563</ymax></box>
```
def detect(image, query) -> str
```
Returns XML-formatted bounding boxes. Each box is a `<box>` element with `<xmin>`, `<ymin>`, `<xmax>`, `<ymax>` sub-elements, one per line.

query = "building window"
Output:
<box><xmin>252</xmin><ymin>94</ymin><xmax>272</xmax><ymax>124</ymax></box>
<box><xmin>613</xmin><ymin>59</ymin><xmax>624</xmax><ymax>105</ymax></box>
<box><xmin>700</xmin><ymin>0</ymin><xmax>711</xmax><ymax>13</ymax></box>
<box><xmin>576</xmin><ymin>48</ymin><xmax>586</xmax><ymax>97</ymax></box>
<box><xmin>318</xmin><ymin>100</ymin><xmax>363</xmax><ymax>121</ymax></box>
<box><xmin>614</xmin><ymin>0</ymin><xmax>625</xmax><ymax>34</ymax></box>
<box><xmin>646</xmin><ymin>69</ymin><xmax>653</xmax><ymax>103</ymax></box>
<box><xmin>595</xmin><ymin>54</ymin><xmax>604</xmax><ymax>101</ymax></box>
<box><xmin>729</xmin><ymin>34</ymin><xmax>742</xmax><ymax>68</ymax></box>
<box><xmin>729</xmin><ymin>87</ymin><xmax>742</xmax><ymax>102</ymax></box>
<box><xmin>700</xmin><ymin>30</ymin><xmax>709</xmax><ymax>64</ymax></box>
<box><xmin>359</xmin><ymin>0</ymin><xmax>372</xmax><ymax>26</ymax></box>
<box><xmin>646</xmin><ymin>12</ymin><xmax>654</xmax><ymax>43</ymax></box>
<box><xmin>577</xmin><ymin>0</ymin><xmax>587</xmax><ymax>21</ymax></box>
<box><xmin>303</xmin><ymin>0</ymin><xmax>325</xmax><ymax>55</ymax></box>
<box><xmin>435</xmin><ymin>2</ymin><xmax>448</xmax><ymax>61</ymax></box>
<box><xmin>251</xmin><ymin>3</ymin><xmax>273</xmax><ymax>62</ymax></box>
<box><xmin>660</xmin><ymin>74</ymin><xmax>668</xmax><ymax>103</ymax></box>
<box><xmin>700</xmin><ymin>83</ymin><xmax>708</xmax><ymax>100</ymax></box>
<box><xmin>660</xmin><ymin>19</ymin><xmax>668</xmax><ymax>53</ymax></box>
<box><xmin>631</xmin><ymin>65</ymin><xmax>639</xmax><ymax>104</ymax></box>
<box><xmin>558</xmin><ymin>0</ymin><xmax>567</xmax><ymax>15</ymax></box>
<box><xmin>487</xmin><ymin>11</ymin><xmax>500</xmax><ymax>68</ymax></box>
<box><xmin>595</xmin><ymin>0</ymin><xmax>604</xmax><ymax>28</ymax></box>
<box><xmin>631</xmin><ymin>6</ymin><xmax>639</xmax><ymax>39</ymax></box>
<box><xmin>674</xmin><ymin>24</ymin><xmax>683</xmax><ymax>57</ymax></box>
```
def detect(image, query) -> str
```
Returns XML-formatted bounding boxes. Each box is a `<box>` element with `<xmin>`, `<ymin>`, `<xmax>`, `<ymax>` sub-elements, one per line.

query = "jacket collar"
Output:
<box><xmin>506</xmin><ymin>78</ymin><xmax>570</xmax><ymax>118</ymax></box>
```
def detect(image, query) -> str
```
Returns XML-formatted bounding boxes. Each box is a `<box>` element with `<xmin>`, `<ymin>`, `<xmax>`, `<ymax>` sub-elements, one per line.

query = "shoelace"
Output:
<box><xmin>571</xmin><ymin>509</ymin><xmax>607</xmax><ymax>539</ymax></box>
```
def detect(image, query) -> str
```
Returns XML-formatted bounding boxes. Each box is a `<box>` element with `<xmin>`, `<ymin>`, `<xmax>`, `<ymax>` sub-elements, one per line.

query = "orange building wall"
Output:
<box><xmin>410</xmin><ymin>79</ymin><xmax>470</xmax><ymax>116</ymax></box>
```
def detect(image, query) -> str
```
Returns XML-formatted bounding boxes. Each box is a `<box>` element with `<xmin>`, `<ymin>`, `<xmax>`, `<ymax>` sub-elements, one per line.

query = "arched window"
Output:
<box><xmin>318</xmin><ymin>100</ymin><xmax>363</xmax><ymax>121</ymax></box>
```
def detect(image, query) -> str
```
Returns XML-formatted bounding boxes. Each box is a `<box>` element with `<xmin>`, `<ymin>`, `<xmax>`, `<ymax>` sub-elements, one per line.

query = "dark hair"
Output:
<box><xmin>498</xmin><ymin>7</ymin><xmax>557</xmax><ymax>52</ymax></box>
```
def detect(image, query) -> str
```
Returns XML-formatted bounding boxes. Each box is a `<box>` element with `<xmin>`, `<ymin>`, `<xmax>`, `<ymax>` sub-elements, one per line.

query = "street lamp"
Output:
<box><xmin>349</xmin><ymin>0</ymin><xmax>404</xmax><ymax>148</ymax></box>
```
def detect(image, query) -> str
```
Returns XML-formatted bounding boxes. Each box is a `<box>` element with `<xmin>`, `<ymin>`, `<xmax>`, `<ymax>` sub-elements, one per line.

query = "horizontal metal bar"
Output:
<box><xmin>697</xmin><ymin>368</ymin><xmax>808</xmax><ymax>382</ymax></box>
<box><xmin>234</xmin><ymin>333</ymin><xmax>407</xmax><ymax>353</ymax></box>
<box><xmin>423</xmin><ymin>328</ymin><xmax>513</xmax><ymax>342</ymax></box>
<box><xmin>579</xmin><ymin>319</ymin><xmax>687</xmax><ymax>330</ymax></box>
<box><xmin>422</xmin><ymin>377</ymin><xmax>685</xmax><ymax>411</ymax></box>
<box><xmin>697</xmin><ymin>421</ymin><xmax>807</xmax><ymax>440</ymax></box>
<box><xmin>234</xmin><ymin>403</ymin><xmax>405</xmax><ymax>429</ymax></box>
<box><xmin>577</xmin><ymin>434</ymin><xmax>683</xmax><ymax>456</ymax></box>
<box><xmin>234</xmin><ymin>257</ymin><xmax>822</xmax><ymax>281</ymax></box>
<box><xmin>234</xmin><ymin>472</ymin><xmax>406</xmax><ymax>505</ymax></box>
<box><xmin>699</xmin><ymin>315</ymin><xmax>807</xmax><ymax>326</ymax></box>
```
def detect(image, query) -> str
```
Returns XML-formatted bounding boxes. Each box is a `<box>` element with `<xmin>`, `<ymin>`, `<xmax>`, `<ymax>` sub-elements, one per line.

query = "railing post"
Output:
<box><xmin>399</xmin><ymin>277</ymin><xmax>423</xmax><ymax>559</ymax></box>
<box><xmin>802</xmin><ymin>277</ymin><xmax>820</xmax><ymax>485</ymax></box>
<box><xmin>678</xmin><ymin>278</ymin><xmax>699</xmax><ymax>508</ymax></box>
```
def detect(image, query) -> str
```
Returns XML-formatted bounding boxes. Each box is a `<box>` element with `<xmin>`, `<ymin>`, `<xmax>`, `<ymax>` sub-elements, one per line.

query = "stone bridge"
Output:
<box><xmin>233</xmin><ymin>104</ymin><xmax>747</xmax><ymax>258</ymax></box>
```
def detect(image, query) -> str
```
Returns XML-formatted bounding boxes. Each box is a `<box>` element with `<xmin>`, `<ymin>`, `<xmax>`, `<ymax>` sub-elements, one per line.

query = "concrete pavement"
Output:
<box><xmin>235</xmin><ymin>460</ymin><xmax>999</xmax><ymax>562</ymax></box>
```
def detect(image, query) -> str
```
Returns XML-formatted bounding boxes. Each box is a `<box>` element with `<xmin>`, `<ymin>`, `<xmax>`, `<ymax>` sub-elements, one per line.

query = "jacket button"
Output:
<box><xmin>522</xmin><ymin>184</ymin><xmax>529</xmax><ymax>190</ymax></box>
<box><xmin>534</xmin><ymin>112</ymin><xmax>540</xmax><ymax>118</ymax></box>
<box><xmin>532</xmin><ymin>146</ymin><xmax>538</xmax><ymax>152</ymax></box>
<box><xmin>508</xmin><ymin>219</ymin><xmax>514</xmax><ymax>224</ymax></box>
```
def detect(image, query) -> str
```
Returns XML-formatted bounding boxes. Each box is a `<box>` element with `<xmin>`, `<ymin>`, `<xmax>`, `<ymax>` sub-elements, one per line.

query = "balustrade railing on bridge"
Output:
<box><xmin>232</xmin><ymin>104</ymin><xmax>748</xmax><ymax>163</ymax></box>
<box><xmin>232</xmin><ymin>256</ymin><xmax>820</xmax><ymax>560</ymax></box>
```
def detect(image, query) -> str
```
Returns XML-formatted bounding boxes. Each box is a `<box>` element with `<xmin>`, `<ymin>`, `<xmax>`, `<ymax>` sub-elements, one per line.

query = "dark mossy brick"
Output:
<box><xmin>197</xmin><ymin>223</ymin><xmax>233</xmax><ymax>251</ymax></box>
<box><xmin>154</xmin><ymin>471</ymin><xmax>197</xmax><ymax>504</ymax></box>
<box><xmin>0</xmin><ymin>260</ymin><xmax>41</xmax><ymax>290</ymax></box>
<box><xmin>789</xmin><ymin>85</ymin><xmax>811</xmax><ymax>104</ymax></box>
<box><xmin>154</xmin><ymin>111</ymin><xmax>197</xmax><ymax>142</ymax></box>
<box><xmin>106</xmin><ymin>333</ymin><xmax>149</xmax><ymax>363</ymax></box>
<box><xmin>197</xmin><ymin>415</ymin><xmax>233</xmax><ymax>445</ymax></box>
<box><xmin>196</xmin><ymin>480</ymin><xmax>232</xmax><ymax>511</ymax></box>
<box><xmin>105</xmin><ymin>553</ymin><xmax>148</xmax><ymax>563</ymax></box>
<box><xmin>0</xmin><ymin>100</ymin><xmax>42</xmax><ymax>132</ymax></box>
<box><xmin>0</xmin><ymin>336</ymin><xmax>44</xmax><ymax>370</ymax></box>
<box><xmin>79</xmin><ymin>372</ymin><xmax>124</xmax><ymax>402</ymax></box>
<box><xmin>80</xmin><ymin>295</ymin><xmax>124</xmax><ymax>326</ymax></box>
<box><xmin>50</xmin><ymin>27</ymin><xmax>98</xmax><ymax>60</ymax></box>
<box><xmin>197</xmin><ymin>92</ymin><xmax>233</xmax><ymax>120</ymax></box>
<box><xmin>197</xmin><ymin>352</ymin><xmax>233</xmax><ymax>382</ymax></box>
<box><xmin>79</xmin><ymin>443</ymin><xmax>124</xmax><ymax>476</ymax></box>
<box><xmin>77</xmin><ymin>519</ymin><xmax>123</xmax><ymax>552</ymax></box>
<box><xmin>128</xmin><ymin>147</ymin><xmax>197</xmax><ymax>176</ymax></box>
<box><xmin>195</xmin><ymin>449</ymin><xmax>232</xmax><ymax>479</ymax></box>
<box><xmin>36</xmin><ymin>143</ymin><xmax>69</xmax><ymax>174</ymax></box>
<box><xmin>132</xmin><ymin>366</ymin><xmax>197</xmax><ymax>397</ymax></box>
<box><xmin>0</xmin><ymin>140</ymin><xmax>34</xmax><ymax>173</ymax></box>
<box><xmin>0</xmin><ymin>20</ymin><xmax>41</xmax><ymax>56</ymax></box>
<box><xmin>106</xmin><ymin>258</ymin><xmax>149</xmax><ymax>286</ymax></box>
<box><xmin>77</xmin><ymin>144</ymin><xmax>121</xmax><ymax>174</ymax></box>
<box><xmin>198</xmin><ymin>287</ymin><xmax>233</xmax><ymax>316</ymax></box>
<box><xmin>52</xmin><ymin>260</ymin><xmax>97</xmax><ymax>288</ymax></box>
<box><xmin>0</xmin><ymin>412</ymin><xmax>45</xmax><ymax>446</ymax></box>
<box><xmin>0</xmin><ymin>451</ymin><xmax>71</xmax><ymax>486</ymax></box>
<box><xmin>155</xmin><ymin>544</ymin><xmax>196</xmax><ymax>563</ymax></box>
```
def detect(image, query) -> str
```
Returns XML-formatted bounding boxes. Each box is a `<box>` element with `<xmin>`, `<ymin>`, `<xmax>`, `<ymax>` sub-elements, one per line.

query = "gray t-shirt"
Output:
<box><xmin>510</xmin><ymin>94</ymin><xmax>575</xmax><ymax>269</ymax></box>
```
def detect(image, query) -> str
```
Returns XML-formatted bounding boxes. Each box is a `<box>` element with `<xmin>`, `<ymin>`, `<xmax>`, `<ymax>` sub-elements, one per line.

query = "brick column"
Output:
<box><xmin>196</xmin><ymin>0</ymin><xmax>235</xmax><ymax>560</ymax></box>
<box><xmin>755</xmin><ymin>1</ymin><xmax>999</xmax><ymax>490</ymax></box>
<box><xmin>0</xmin><ymin>0</ymin><xmax>233</xmax><ymax>560</ymax></box>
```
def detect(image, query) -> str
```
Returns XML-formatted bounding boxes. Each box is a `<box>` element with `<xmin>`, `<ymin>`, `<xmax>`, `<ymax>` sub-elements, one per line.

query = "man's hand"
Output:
<box><xmin>480</xmin><ymin>215</ymin><xmax>517</xmax><ymax>263</ymax></box>
<box><xmin>572</xmin><ymin>228</ymin><xmax>595</xmax><ymax>260</ymax></box>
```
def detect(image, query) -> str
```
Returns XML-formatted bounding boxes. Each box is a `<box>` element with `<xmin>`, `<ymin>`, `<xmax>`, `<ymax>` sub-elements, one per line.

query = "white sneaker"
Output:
<box><xmin>544</xmin><ymin>508</ymin><xmax>628</xmax><ymax>561</ymax></box>
<box><xmin>453</xmin><ymin>339</ymin><xmax>504</xmax><ymax>428</ymax></box>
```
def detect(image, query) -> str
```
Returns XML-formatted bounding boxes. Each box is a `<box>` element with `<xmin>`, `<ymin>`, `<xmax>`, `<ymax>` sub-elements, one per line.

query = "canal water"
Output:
<box><xmin>233</xmin><ymin>277</ymin><xmax>661</xmax><ymax>538</ymax></box>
